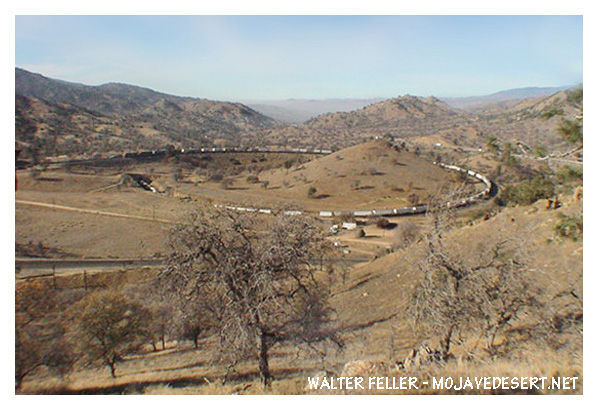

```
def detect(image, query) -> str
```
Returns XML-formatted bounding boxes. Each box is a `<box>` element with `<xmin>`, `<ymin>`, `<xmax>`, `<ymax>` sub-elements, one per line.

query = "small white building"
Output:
<box><xmin>342</xmin><ymin>222</ymin><xmax>357</xmax><ymax>230</ymax></box>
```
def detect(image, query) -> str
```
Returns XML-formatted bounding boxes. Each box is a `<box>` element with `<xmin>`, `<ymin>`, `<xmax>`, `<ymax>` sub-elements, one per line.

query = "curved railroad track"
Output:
<box><xmin>22</xmin><ymin>143</ymin><xmax>496</xmax><ymax>218</ymax></box>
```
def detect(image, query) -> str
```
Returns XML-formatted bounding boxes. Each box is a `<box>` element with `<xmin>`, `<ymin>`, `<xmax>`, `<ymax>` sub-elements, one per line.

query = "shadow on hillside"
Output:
<box><xmin>28</xmin><ymin>366</ymin><xmax>323</xmax><ymax>395</ymax></box>
<box><xmin>35</xmin><ymin>177</ymin><xmax>64</xmax><ymax>182</ymax></box>
<box><xmin>121</xmin><ymin>355</ymin><xmax>209</xmax><ymax>377</ymax></box>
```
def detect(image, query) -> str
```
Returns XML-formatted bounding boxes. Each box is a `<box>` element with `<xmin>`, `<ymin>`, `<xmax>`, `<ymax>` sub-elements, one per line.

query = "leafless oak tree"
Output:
<box><xmin>158</xmin><ymin>207</ymin><xmax>340</xmax><ymax>386</ymax></box>
<box><xmin>15</xmin><ymin>281</ymin><xmax>74</xmax><ymax>391</ymax></box>
<box><xmin>410</xmin><ymin>189</ymin><xmax>540</xmax><ymax>358</ymax></box>
<box><xmin>74</xmin><ymin>290</ymin><xmax>151</xmax><ymax>378</ymax></box>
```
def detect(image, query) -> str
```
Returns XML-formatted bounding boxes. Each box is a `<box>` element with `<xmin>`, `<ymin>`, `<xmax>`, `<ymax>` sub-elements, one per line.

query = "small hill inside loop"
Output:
<box><xmin>211</xmin><ymin>139</ymin><xmax>494</xmax><ymax>217</ymax></box>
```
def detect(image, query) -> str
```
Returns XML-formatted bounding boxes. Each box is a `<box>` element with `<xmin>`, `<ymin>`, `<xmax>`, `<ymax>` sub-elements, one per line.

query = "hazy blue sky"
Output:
<box><xmin>15</xmin><ymin>15</ymin><xmax>583</xmax><ymax>101</ymax></box>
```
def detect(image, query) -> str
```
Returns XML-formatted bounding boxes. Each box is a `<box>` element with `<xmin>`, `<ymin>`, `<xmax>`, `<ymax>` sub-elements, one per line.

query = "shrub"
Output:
<box><xmin>534</xmin><ymin>145</ymin><xmax>548</xmax><ymax>158</ymax></box>
<box><xmin>408</xmin><ymin>193</ymin><xmax>420</xmax><ymax>205</ymax></box>
<box><xmin>307</xmin><ymin>186</ymin><xmax>317</xmax><ymax>197</ymax></box>
<box><xmin>497</xmin><ymin>176</ymin><xmax>555</xmax><ymax>206</ymax></box>
<box><xmin>376</xmin><ymin>218</ymin><xmax>392</xmax><ymax>229</ymax></box>
<box><xmin>541</xmin><ymin>107</ymin><xmax>564</xmax><ymax>119</ymax></box>
<box><xmin>246</xmin><ymin>175</ymin><xmax>260</xmax><ymax>184</ymax></box>
<box><xmin>554</xmin><ymin>213</ymin><xmax>583</xmax><ymax>241</ymax></box>
<box><xmin>500</xmin><ymin>143</ymin><xmax>519</xmax><ymax>166</ymax></box>
<box><xmin>556</xmin><ymin>166</ymin><xmax>583</xmax><ymax>184</ymax></box>
<box><xmin>220</xmin><ymin>178</ymin><xmax>233</xmax><ymax>190</ymax></box>
<box><xmin>567</xmin><ymin>88</ymin><xmax>583</xmax><ymax>105</ymax></box>
<box><xmin>558</xmin><ymin>119</ymin><xmax>583</xmax><ymax>145</ymax></box>
<box><xmin>210</xmin><ymin>172</ymin><xmax>224</xmax><ymax>182</ymax></box>
<box><xmin>393</xmin><ymin>221</ymin><xmax>421</xmax><ymax>248</ymax></box>
<box><xmin>486</xmin><ymin>136</ymin><xmax>500</xmax><ymax>154</ymax></box>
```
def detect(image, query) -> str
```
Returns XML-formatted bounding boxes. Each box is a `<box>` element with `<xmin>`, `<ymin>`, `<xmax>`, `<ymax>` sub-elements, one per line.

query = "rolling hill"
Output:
<box><xmin>15</xmin><ymin>67</ymin><xmax>582</xmax><ymax>161</ymax></box>
<box><xmin>441</xmin><ymin>85</ymin><xmax>575</xmax><ymax>109</ymax></box>
<box><xmin>242</xmin><ymin>98</ymin><xmax>386</xmax><ymax>124</ymax></box>
<box><xmin>259</xmin><ymin>95</ymin><xmax>477</xmax><ymax>150</ymax></box>
<box><xmin>469</xmin><ymin>88</ymin><xmax>583</xmax><ymax>150</ymax></box>
<box><xmin>15</xmin><ymin>68</ymin><xmax>281</xmax><ymax>158</ymax></box>
<box><xmin>254</xmin><ymin>139</ymin><xmax>462</xmax><ymax>211</ymax></box>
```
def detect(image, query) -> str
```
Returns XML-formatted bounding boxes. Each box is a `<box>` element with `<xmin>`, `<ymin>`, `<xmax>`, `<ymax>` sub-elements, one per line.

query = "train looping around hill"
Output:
<box><xmin>35</xmin><ymin>144</ymin><xmax>495</xmax><ymax>218</ymax></box>
<box><xmin>212</xmin><ymin>158</ymin><xmax>495</xmax><ymax>218</ymax></box>
<box><xmin>116</xmin><ymin>146</ymin><xmax>495</xmax><ymax>218</ymax></box>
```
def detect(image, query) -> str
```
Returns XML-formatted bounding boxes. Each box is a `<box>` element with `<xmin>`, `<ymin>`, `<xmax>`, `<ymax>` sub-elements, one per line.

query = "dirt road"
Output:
<box><xmin>16</xmin><ymin>199</ymin><xmax>174</xmax><ymax>224</ymax></box>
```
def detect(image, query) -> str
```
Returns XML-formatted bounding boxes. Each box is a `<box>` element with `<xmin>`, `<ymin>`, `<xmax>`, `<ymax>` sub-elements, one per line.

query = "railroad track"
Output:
<box><xmin>19</xmin><ymin>144</ymin><xmax>496</xmax><ymax>220</ymax></box>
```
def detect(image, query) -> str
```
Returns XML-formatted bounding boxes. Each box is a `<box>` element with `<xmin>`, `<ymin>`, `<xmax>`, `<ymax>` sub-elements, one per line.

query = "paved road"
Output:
<box><xmin>15</xmin><ymin>257</ymin><xmax>165</xmax><ymax>278</ymax></box>
<box><xmin>15</xmin><ymin>255</ymin><xmax>369</xmax><ymax>278</ymax></box>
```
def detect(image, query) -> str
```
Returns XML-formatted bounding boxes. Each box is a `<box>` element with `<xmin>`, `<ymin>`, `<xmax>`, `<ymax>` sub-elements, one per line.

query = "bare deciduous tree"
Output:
<box><xmin>220</xmin><ymin>177</ymin><xmax>233</xmax><ymax>190</ymax></box>
<box><xmin>15</xmin><ymin>281</ymin><xmax>74</xmax><ymax>391</ymax></box>
<box><xmin>158</xmin><ymin>208</ymin><xmax>340</xmax><ymax>386</ymax></box>
<box><xmin>74</xmin><ymin>290</ymin><xmax>151</xmax><ymax>378</ymax></box>
<box><xmin>410</xmin><ymin>189</ymin><xmax>540</xmax><ymax>358</ymax></box>
<box><xmin>392</xmin><ymin>220</ymin><xmax>421</xmax><ymax>249</ymax></box>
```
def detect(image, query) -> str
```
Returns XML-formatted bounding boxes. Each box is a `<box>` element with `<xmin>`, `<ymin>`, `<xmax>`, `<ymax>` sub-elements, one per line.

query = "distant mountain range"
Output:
<box><xmin>258</xmin><ymin>95</ymin><xmax>480</xmax><ymax>150</ymax></box>
<box><xmin>15</xmin><ymin>67</ymin><xmax>581</xmax><ymax>159</ymax></box>
<box><xmin>440</xmin><ymin>86</ymin><xmax>577</xmax><ymax>109</ymax></box>
<box><xmin>243</xmin><ymin>86</ymin><xmax>577</xmax><ymax>122</ymax></box>
<box><xmin>241</xmin><ymin>98</ymin><xmax>386</xmax><ymax>124</ymax></box>
<box><xmin>15</xmin><ymin>68</ymin><xmax>281</xmax><ymax>157</ymax></box>
<box><xmin>261</xmin><ymin>87</ymin><xmax>582</xmax><ymax>151</ymax></box>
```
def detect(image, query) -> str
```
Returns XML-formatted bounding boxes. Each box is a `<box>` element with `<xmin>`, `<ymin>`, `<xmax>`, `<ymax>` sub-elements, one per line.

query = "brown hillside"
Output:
<box><xmin>327</xmin><ymin>193</ymin><xmax>583</xmax><ymax>365</ymax></box>
<box><xmin>259</xmin><ymin>95</ymin><xmax>473</xmax><ymax>150</ymax></box>
<box><xmin>16</xmin><ymin>192</ymin><xmax>582</xmax><ymax>394</ymax></box>
<box><xmin>471</xmin><ymin>89</ymin><xmax>583</xmax><ymax>151</ymax></box>
<box><xmin>15</xmin><ymin>68</ymin><xmax>282</xmax><ymax>159</ymax></box>
<box><xmin>255</xmin><ymin>139</ymin><xmax>464</xmax><ymax>211</ymax></box>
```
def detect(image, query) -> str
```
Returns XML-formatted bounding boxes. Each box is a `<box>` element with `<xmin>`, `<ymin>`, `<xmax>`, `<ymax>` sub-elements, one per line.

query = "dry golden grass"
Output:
<box><xmin>137</xmin><ymin>345</ymin><xmax>582</xmax><ymax>395</ymax></box>
<box><xmin>252</xmin><ymin>140</ymin><xmax>457</xmax><ymax>211</ymax></box>
<box><xmin>15</xmin><ymin>144</ymin><xmax>582</xmax><ymax>395</ymax></box>
<box><xmin>15</xmin><ymin>142</ymin><xmax>469</xmax><ymax>259</ymax></box>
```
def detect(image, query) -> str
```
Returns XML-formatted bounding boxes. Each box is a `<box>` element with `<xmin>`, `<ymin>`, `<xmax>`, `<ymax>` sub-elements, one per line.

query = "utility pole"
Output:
<box><xmin>52</xmin><ymin>265</ymin><xmax>57</xmax><ymax>290</ymax></box>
